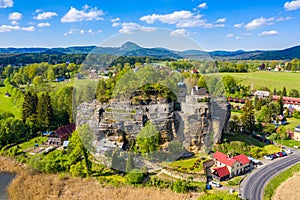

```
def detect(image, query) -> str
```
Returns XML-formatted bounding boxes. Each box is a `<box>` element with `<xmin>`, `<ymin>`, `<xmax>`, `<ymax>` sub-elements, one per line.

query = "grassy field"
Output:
<box><xmin>263</xmin><ymin>162</ymin><xmax>300</xmax><ymax>200</ymax></box>
<box><xmin>285</xmin><ymin>117</ymin><xmax>300</xmax><ymax>131</ymax></box>
<box><xmin>169</xmin><ymin>157</ymin><xmax>206</xmax><ymax>173</ymax></box>
<box><xmin>0</xmin><ymin>87</ymin><xmax>21</xmax><ymax>118</ymax></box>
<box><xmin>221</xmin><ymin>71</ymin><xmax>300</xmax><ymax>91</ymax></box>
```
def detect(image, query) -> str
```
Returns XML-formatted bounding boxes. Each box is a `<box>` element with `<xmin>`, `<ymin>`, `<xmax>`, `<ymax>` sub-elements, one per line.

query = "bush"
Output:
<box><xmin>125</xmin><ymin>169</ymin><xmax>144</xmax><ymax>185</ymax></box>
<box><xmin>171</xmin><ymin>179</ymin><xmax>189</xmax><ymax>193</ymax></box>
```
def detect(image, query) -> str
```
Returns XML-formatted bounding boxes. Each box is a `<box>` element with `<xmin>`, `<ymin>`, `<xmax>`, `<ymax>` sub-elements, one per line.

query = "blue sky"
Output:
<box><xmin>0</xmin><ymin>0</ymin><xmax>300</xmax><ymax>51</ymax></box>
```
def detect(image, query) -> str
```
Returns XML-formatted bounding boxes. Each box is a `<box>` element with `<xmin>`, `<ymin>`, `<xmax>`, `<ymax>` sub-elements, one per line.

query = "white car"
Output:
<box><xmin>264</xmin><ymin>155</ymin><xmax>273</xmax><ymax>160</ymax></box>
<box><xmin>284</xmin><ymin>149</ymin><xmax>293</xmax><ymax>154</ymax></box>
<box><xmin>209</xmin><ymin>181</ymin><xmax>221</xmax><ymax>188</ymax></box>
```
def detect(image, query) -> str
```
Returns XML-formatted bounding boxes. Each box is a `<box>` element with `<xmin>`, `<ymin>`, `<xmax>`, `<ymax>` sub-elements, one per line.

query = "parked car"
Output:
<box><xmin>276</xmin><ymin>152</ymin><xmax>283</xmax><ymax>157</ymax></box>
<box><xmin>282</xmin><ymin>151</ymin><xmax>287</xmax><ymax>156</ymax></box>
<box><xmin>264</xmin><ymin>155</ymin><xmax>273</xmax><ymax>160</ymax></box>
<box><xmin>209</xmin><ymin>181</ymin><xmax>221</xmax><ymax>188</ymax></box>
<box><xmin>284</xmin><ymin>149</ymin><xmax>293</xmax><ymax>154</ymax></box>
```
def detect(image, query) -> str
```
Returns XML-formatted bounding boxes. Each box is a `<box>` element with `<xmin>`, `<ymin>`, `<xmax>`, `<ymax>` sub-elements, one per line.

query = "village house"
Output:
<box><xmin>273</xmin><ymin>95</ymin><xmax>300</xmax><ymax>111</ymax></box>
<box><xmin>294</xmin><ymin>125</ymin><xmax>300</xmax><ymax>141</ymax></box>
<box><xmin>48</xmin><ymin>124</ymin><xmax>76</xmax><ymax>145</ymax></box>
<box><xmin>211</xmin><ymin>151</ymin><xmax>252</xmax><ymax>181</ymax></box>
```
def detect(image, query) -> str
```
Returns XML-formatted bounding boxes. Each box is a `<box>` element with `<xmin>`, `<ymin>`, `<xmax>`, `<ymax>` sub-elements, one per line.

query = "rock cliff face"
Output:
<box><xmin>76</xmin><ymin>98</ymin><xmax>230</xmax><ymax>154</ymax></box>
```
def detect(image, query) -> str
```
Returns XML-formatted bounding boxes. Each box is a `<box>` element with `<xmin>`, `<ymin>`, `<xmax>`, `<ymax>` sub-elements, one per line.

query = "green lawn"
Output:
<box><xmin>169</xmin><ymin>157</ymin><xmax>206</xmax><ymax>173</ymax></box>
<box><xmin>224</xmin><ymin>133</ymin><xmax>266</xmax><ymax>147</ymax></box>
<box><xmin>263</xmin><ymin>162</ymin><xmax>300</xmax><ymax>200</ymax></box>
<box><xmin>285</xmin><ymin>117</ymin><xmax>300</xmax><ymax>131</ymax></box>
<box><xmin>0</xmin><ymin>87</ymin><xmax>21</xmax><ymax>117</ymax></box>
<box><xmin>221</xmin><ymin>71</ymin><xmax>300</xmax><ymax>91</ymax></box>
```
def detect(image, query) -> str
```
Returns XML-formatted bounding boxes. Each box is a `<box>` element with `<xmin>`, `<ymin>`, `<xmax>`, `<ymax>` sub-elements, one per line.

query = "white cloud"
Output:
<box><xmin>198</xmin><ymin>3</ymin><xmax>207</xmax><ymax>9</ymax></box>
<box><xmin>170</xmin><ymin>29</ymin><xmax>188</xmax><ymax>36</ymax></box>
<box><xmin>37</xmin><ymin>22</ymin><xmax>51</xmax><ymax>28</ymax></box>
<box><xmin>244</xmin><ymin>17</ymin><xmax>274</xmax><ymax>30</ymax></box>
<box><xmin>0</xmin><ymin>25</ymin><xmax>35</xmax><ymax>32</ymax></box>
<box><xmin>111</xmin><ymin>17</ymin><xmax>120</xmax><ymax>22</ymax></box>
<box><xmin>276</xmin><ymin>16</ymin><xmax>292</xmax><ymax>21</ymax></box>
<box><xmin>259</xmin><ymin>30</ymin><xmax>279</xmax><ymax>36</ymax></box>
<box><xmin>34</xmin><ymin>12</ymin><xmax>58</xmax><ymax>20</ymax></box>
<box><xmin>140</xmin><ymin>10</ymin><xmax>194</xmax><ymax>24</ymax></box>
<box><xmin>35</xmin><ymin>9</ymin><xmax>42</xmax><ymax>13</ymax></box>
<box><xmin>112</xmin><ymin>22</ymin><xmax>120</xmax><ymax>27</ymax></box>
<box><xmin>284</xmin><ymin>0</ymin><xmax>300</xmax><ymax>11</ymax></box>
<box><xmin>64</xmin><ymin>28</ymin><xmax>102</xmax><ymax>36</ymax></box>
<box><xmin>119</xmin><ymin>22</ymin><xmax>156</xmax><ymax>34</ymax></box>
<box><xmin>216</xmin><ymin>18</ymin><xmax>227</xmax><ymax>23</ymax></box>
<box><xmin>176</xmin><ymin>19</ymin><xmax>206</xmax><ymax>28</ymax></box>
<box><xmin>236</xmin><ymin>36</ymin><xmax>240</xmax><ymax>40</ymax></box>
<box><xmin>111</xmin><ymin>17</ymin><xmax>120</xmax><ymax>27</ymax></box>
<box><xmin>234</xmin><ymin>23</ymin><xmax>244</xmax><ymax>28</ymax></box>
<box><xmin>225</xmin><ymin>34</ymin><xmax>234</xmax><ymax>38</ymax></box>
<box><xmin>0</xmin><ymin>0</ymin><xmax>13</xmax><ymax>8</ymax></box>
<box><xmin>140</xmin><ymin>10</ymin><xmax>215</xmax><ymax>29</ymax></box>
<box><xmin>9</xmin><ymin>12</ymin><xmax>22</xmax><ymax>20</ymax></box>
<box><xmin>61</xmin><ymin>6</ymin><xmax>104</xmax><ymax>23</ymax></box>
<box><xmin>11</xmin><ymin>20</ymin><xmax>18</xmax><ymax>25</ymax></box>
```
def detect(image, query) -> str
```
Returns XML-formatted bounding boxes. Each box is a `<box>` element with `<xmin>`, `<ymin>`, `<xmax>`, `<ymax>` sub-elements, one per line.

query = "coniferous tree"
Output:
<box><xmin>277</xmin><ymin>95</ymin><xmax>284</xmax><ymax>115</ymax></box>
<box><xmin>22</xmin><ymin>91</ymin><xmax>38</xmax><ymax>121</ymax></box>
<box><xmin>37</xmin><ymin>92</ymin><xmax>53</xmax><ymax>131</ymax></box>
<box><xmin>282</xmin><ymin>87</ymin><xmax>287</xmax><ymax>96</ymax></box>
<box><xmin>241</xmin><ymin>100</ymin><xmax>255</xmax><ymax>134</ymax></box>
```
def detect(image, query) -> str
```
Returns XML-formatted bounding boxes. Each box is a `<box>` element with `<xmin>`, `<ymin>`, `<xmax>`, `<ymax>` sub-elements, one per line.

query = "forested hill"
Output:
<box><xmin>0</xmin><ymin>42</ymin><xmax>300</xmax><ymax>64</ymax></box>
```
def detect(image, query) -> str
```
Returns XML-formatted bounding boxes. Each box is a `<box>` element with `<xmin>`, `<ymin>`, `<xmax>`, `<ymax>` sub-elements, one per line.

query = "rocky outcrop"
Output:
<box><xmin>76</xmin><ymin>98</ymin><xmax>230</xmax><ymax>154</ymax></box>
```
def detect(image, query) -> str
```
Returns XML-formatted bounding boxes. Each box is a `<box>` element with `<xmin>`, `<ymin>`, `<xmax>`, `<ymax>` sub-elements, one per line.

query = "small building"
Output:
<box><xmin>254</xmin><ymin>90</ymin><xmax>270</xmax><ymax>98</ymax></box>
<box><xmin>294</xmin><ymin>125</ymin><xmax>300</xmax><ymax>141</ymax></box>
<box><xmin>48</xmin><ymin>124</ymin><xmax>76</xmax><ymax>145</ymax></box>
<box><xmin>212</xmin><ymin>151</ymin><xmax>252</xmax><ymax>181</ymax></box>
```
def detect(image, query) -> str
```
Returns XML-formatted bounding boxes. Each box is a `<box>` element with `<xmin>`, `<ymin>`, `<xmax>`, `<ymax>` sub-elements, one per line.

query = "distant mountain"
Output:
<box><xmin>248</xmin><ymin>45</ymin><xmax>300</xmax><ymax>60</ymax></box>
<box><xmin>0</xmin><ymin>42</ymin><xmax>299</xmax><ymax>60</ymax></box>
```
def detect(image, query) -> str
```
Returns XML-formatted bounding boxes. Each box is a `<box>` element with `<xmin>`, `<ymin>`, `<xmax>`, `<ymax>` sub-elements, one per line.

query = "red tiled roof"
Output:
<box><xmin>213</xmin><ymin>151</ymin><xmax>237</xmax><ymax>167</ymax></box>
<box><xmin>213</xmin><ymin>166</ymin><xmax>230</xmax><ymax>178</ymax></box>
<box><xmin>273</xmin><ymin>96</ymin><xmax>300</xmax><ymax>104</ymax></box>
<box><xmin>233</xmin><ymin>154</ymin><xmax>250</xmax><ymax>165</ymax></box>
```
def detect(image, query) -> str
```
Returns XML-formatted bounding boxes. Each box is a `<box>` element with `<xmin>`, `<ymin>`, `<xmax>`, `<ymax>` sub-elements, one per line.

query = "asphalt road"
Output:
<box><xmin>240</xmin><ymin>151</ymin><xmax>300</xmax><ymax>200</ymax></box>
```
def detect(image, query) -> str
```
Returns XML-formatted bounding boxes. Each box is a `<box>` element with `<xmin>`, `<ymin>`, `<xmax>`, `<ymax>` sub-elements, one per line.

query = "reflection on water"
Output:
<box><xmin>0</xmin><ymin>172</ymin><xmax>15</xmax><ymax>200</ymax></box>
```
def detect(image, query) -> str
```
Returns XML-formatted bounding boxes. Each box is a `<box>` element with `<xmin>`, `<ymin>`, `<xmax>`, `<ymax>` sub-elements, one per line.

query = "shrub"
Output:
<box><xmin>125</xmin><ymin>169</ymin><xmax>144</xmax><ymax>185</ymax></box>
<box><xmin>171</xmin><ymin>179</ymin><xmax>188</xmax><ymax>193</ymax></box>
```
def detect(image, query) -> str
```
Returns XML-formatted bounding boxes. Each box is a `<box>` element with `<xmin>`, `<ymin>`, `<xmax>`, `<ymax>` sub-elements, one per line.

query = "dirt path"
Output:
<box><xmin>273</xmin><ymin>172</ymin><xmax>300</xmax><ymax>200</ymax></box>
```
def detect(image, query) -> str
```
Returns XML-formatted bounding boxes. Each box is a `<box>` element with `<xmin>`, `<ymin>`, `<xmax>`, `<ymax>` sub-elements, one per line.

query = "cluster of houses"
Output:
<box><xmin>211</xmin><ymin>151</ymin><xmax>253</xmax><ymax>181</ymax></box>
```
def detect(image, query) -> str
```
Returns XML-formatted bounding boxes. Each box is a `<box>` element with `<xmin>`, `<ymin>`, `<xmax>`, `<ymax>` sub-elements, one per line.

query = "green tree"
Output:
<box><xmin>171</xmin><ymin>179</ymin><xmax>189</xmax><ymax>193</ymax></box>
<box><xmin>36</xmin><ymin>92</ymin><xmax>53</xmax><ymax>131</ymax></box>
<box><xmin>240</xmin><ymin>100</ymin><xmax>255</xmax><ymax>134</ymax></box>
<box><xmin>229</xmin><ymin>115</ymin><xmax>240</xmax><ymax>133</ymax></box>
<box><xmin>277</xmin><ymin>95</ymin><xmax>284</xmax><ymax>115</ymax></box>
<box><xmin>125</xmin><ymin>169</ymin><xmax>144</xmax><ymax>185</ymax></box>
<box><xmin>136</xmin><ymin>122</ymin><xmax>160</xmax><ymax>155</ymax></box>
<box><xmin>197</xmin><ymin>75</ymin><xmax>208</xmax><ymax>90</ymax></box>
<box><xmin>22</xmin><ymin>91</ymin><xmax>38</xmax><ymax>122</ymax></box>
<box><xmin>282</xmin><ymin>87</ymin><xmax>287</xmax><ymax>96</ymax></box>
<box><xmin>289</xmin><ymin>89</ymin><xmax>299</xmax><ymax>97</ymax></box>
<box><xmin>68</xmin><ymin>125</ymin><xmax>94</xmax><ymax>176</ymax></box>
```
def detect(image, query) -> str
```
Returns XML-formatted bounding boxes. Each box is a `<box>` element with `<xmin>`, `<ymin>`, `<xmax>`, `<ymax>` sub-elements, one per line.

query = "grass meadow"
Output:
<box><xmin>221</xmin><ymin>71</ymin><xmax>300</xmax><ymax>91</ymax></box>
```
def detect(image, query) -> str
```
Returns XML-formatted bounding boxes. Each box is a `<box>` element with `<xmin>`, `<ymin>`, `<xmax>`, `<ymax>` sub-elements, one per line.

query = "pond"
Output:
<box><xmin>0</xmin><ymin>172</ymin><xmax>15</xmax><ymax>200</ymax></box>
